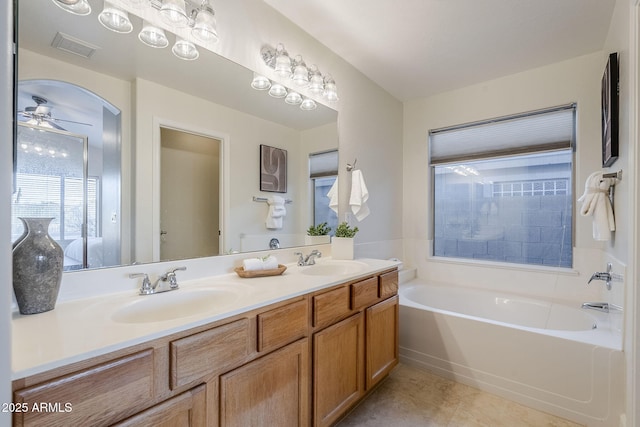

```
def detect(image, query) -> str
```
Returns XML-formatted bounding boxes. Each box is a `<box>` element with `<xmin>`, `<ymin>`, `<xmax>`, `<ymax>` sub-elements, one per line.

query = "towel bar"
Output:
<box><xmin>253</xmin><ymin>196</ymin><xmax>292</xmax><ymax>204</ymax></box>
<box><xmin>602</xmin><ymin>170</ymin><xmax>622</xmax><ymax>180</ymax></box>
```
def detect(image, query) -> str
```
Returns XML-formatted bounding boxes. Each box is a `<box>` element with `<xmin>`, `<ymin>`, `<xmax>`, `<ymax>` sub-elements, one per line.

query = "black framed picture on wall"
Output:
<box><xmin>601</xmin><ymin>52</ymin><xmax>619</xmax><ymax>168</ymax></box>
<box><xmin>260</xmin><ymin>144</ymin><xmax>287</xmax><ymax>193</ymax></box>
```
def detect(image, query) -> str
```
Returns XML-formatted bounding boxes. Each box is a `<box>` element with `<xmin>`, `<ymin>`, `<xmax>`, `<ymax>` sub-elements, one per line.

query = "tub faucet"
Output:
<box><xmin>581</xmin><ymin>302</ymin><xmax>622</xmax><ymax>313</ymax></box>
<box><xmin>295</xmin><ymin>250</ymin><xmax>322</xmax><ymax>266</ymax></box>
<box><xmin>588</xmin><ymin>263</ymin><xmax>613</xmax><ymax>290</ymax></box>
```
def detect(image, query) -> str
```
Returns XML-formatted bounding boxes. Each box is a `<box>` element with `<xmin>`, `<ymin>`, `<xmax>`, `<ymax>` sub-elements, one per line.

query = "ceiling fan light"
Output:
<box><xmin>192</xmin><ymin>6</ymin><xmax>219</xmax><ymax>43</ymax></box>
<box><xmin>160</xmin><ymin>0</ymin><xmax>189</xmax><ymax>27</ymax></box>
<box><xmin>51</xmin><ymin>0</ymin><xmax>91</xmax><ymax>16</ymax></box>
<box><xmin>98</xmin><ymin>3</ymin><xmax>133</xmax><ymax>34</ymax></box>
<box><xmin>139</xmin><ymin>22</ymin><xmax>169</xmax><ymax>48</ymax></box>
<box><xmin>285</xmin><ymin>91</ymin><xmax>302</xmax><ymax>105</ymax></box>
<box><xmin>251</xmin><ymin>74</ymin><xmax>271</xmax><ymax>90</ymax></box>
<box><xmin>172</xmin><ymin>38</ymin><xmax>199</xmax><ymax>61</ymax></box>
<box><xmin>300</xmin><ymin>98</ymin><xmax>317</xmax><ymax>111</ymax></box>
<box><xmin>268</xmin><ymin>83</ymin><xmax>288</xmax><ymax>98</ymax></box>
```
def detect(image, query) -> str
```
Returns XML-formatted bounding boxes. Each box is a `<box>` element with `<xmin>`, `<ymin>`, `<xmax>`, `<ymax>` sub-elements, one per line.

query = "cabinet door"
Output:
<box><xmin>111</xmin><ymin>384</ymin><xmax>206</xmax><ymax>427</ymax></box>
<box><xmin>366</xmin><ymin>295</ymin><xmax>399</xmax><ymax>389</ymax></box>
<box><xmin>220</xmin><ymin>339</ymin><xmax>309</xmax><ymax>427</ymax></box>
<box><xmin>313</xmin><ymin>312</ymin><xmax>364</xmax><ymax>427</ymax></box>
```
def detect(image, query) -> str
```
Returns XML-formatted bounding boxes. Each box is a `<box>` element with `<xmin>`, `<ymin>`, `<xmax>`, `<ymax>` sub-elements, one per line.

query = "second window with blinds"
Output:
<box><xmin>430</xmin><ymin>104</ymin><xmax>575</xmax><ymax>268</ymax></box>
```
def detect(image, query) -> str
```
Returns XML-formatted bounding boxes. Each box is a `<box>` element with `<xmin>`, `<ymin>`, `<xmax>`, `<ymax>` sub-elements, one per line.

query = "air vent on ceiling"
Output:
<box><xmin>51</xmin><ymin>32</ymin><xmax>100</xmax><ymax>58</ymax></box>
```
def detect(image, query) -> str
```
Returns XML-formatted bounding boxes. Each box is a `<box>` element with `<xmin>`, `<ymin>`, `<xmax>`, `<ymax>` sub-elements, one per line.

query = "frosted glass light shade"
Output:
<box><xmin>268</xmin><ymin>83</ymin><xmax>288</xmax><ymax>98</ymax></box>
<box><xmin>98</xmin><ymin>4</ymin><xmax>133</xmax><ymax>34</ymax></box>
<box><xmin>285</xmin><ymin>91</ymin><xmax>302</xmax><ymax>105</ymax></box>
<box><xmin>172</xmin><ymin>38</ymin><xmax>199</xmax><ymax>60</ymax></box>
<box><xmin>51</xmin><ymin>0</ymin><xmax>91</xmax><ymax>16</ymax></box>
<box><xmin>138</xmin><ymin>22</ymin><xmax>169</xmax><ymax>48</ymax></box>
<box><xmin>192</xmin><ymin>7</ymin><xmax>219</xmax><ymax>43</ymax></box>
<box><xmin>251</xmin><ymin>74</ymin><xmax>271</xmax><ymax>90</ymax></box>
<box><xmin>308</xmin><ymin>70</ymin><xmax>324</xmax><ymax>95</ymax></box>
<box><xmin>160</xmin><ymin>0</ymin><xmax>189</xmax><ymax>27</ymax></box>
<box><xmin>274</xmin><ymin>47</ymin><xmax>292</xmax><ymax>78</ymax></box>
<box><xmin>300</xmin><ymin>98</ymin><xmax>317</xmax><ymax>111</ymax></box>
<box><xmin>323</xmin><ymin>77</ymin><xmax>339</xmax><ymax>102</ymax></box>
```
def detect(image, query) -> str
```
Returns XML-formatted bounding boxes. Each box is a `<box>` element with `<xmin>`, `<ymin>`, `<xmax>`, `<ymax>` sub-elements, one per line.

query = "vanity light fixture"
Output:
<box><xmin>268</xmin><ymin>83</ymin><xmax>288</xmax><ymax>98</ymax></box>
<box><xmin>260</xmin><ymin>43</ymin><xmax>338</xmax><ymax>103</ymax></box>
<box><xmin>51</xmin><ymin>0</ymin><xmax>92</xmax><ymax>16</ymax></box>
<box><xmin>172</xmin><ymin>38</ymin><xmax>199</xmax><ymax>60</ymax></box>
<box><xmin>160</xmin><ymin>0</ymin><xmax>190</xmax><ymax>27</ymax></box>
<box><xmin>284</xmin><ymin>91</ymin><xmax>303</xmax><ymax>105</ymax></box>
<box><xmin>138</xmin><ymin>21</ymin><xmax>169</xmax><ymax>48</ymax></box>
<box><xmin>300</xmin><ymin>98</ymin><xmax>317</xmax><ymax>111</ymax></box>
<box><xmin>251</xmin><ymin>73</ymin><xmax>272</xmax><ymax>90</ymax></box>
<box><xmin>98</xmin><ymin>3</ymin><xmax>133</xmax><ymax>34</ymax></box>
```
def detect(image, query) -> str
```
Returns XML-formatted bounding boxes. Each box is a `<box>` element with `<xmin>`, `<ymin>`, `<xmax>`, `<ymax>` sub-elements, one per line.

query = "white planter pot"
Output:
<box><xmin>305</xmin><ymin>235</ymin><xmax>331</xmax><ymax>245</ymax></box>
<box><xmin>331</xmin><ymin>237</ymin><xmax>354</xmax><ymax>260</ymax></box>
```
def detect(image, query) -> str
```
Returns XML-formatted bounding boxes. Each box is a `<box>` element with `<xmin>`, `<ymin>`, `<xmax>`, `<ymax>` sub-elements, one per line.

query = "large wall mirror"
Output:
<box><xmin>14</xmin><ymin>0</ymin><xmax>339</xmax><ymax>271</ymax></box>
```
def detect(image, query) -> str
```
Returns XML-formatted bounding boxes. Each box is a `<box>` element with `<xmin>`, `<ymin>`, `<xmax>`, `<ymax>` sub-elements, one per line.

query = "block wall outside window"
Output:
<box><xmin>433</xmin><ymin>151</ymin><xmax>573</xmax><ymax>268</ymax></box>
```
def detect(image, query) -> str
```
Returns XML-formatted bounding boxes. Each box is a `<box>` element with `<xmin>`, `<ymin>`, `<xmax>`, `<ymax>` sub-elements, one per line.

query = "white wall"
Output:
<box><xmin>403</xmin><ymin>51</ymin><xmax>613</xmax><ymax>303</ymax></box>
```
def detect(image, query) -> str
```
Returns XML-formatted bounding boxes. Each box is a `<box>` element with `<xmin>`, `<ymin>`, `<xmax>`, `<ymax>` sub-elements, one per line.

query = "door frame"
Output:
<box><xmin>151</xmin><ymin>117</ymin><xmax>229</xmax><ymax>261</ymax></box>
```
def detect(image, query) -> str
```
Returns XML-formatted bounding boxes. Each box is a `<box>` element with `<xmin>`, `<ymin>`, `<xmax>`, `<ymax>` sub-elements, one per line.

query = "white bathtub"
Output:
<box><xmin>399</xmin><ymin>279</ymin><xmax>624</xmax><ymax>427</ymax></box>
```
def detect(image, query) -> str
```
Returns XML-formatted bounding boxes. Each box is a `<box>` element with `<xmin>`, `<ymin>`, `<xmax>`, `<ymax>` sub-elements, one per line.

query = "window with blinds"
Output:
<box><xmin>430</xmin><ymin>104</ymin><xmax>575</xmax><ymax>268</ymax></box>
<box><xmin>309</xmin><ymin>150</ymin><xmax>338</xmax><ymax>234</ymax></box>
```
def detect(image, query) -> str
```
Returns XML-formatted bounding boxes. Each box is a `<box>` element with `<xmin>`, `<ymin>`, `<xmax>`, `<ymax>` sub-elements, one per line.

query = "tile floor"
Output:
<box><xmin>336</xmin><ymin>363</ymin><xmax>583</xmax><ymax>427</ymax></box>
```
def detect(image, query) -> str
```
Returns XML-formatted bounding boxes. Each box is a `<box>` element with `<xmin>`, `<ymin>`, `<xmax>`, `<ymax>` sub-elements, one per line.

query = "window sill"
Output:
<box><xmin>426</xmin><ymin>254</ymin><xmax>579</xmax><ymax>276</ymax></box>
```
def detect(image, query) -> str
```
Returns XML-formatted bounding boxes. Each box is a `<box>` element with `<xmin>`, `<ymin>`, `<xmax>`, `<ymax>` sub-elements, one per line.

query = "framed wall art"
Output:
<box><xmin>260</xmin><ymin>144</ymin><xmax>287</xmax><ymax>193</ymax></box>
<box><xmin>601</xmin><ymin>52</ymin><xmax>619</xmax><ymax>168</ymax></box>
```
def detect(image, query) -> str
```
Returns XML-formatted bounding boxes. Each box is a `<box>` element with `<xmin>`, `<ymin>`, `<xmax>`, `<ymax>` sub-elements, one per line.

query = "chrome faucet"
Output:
<box><xmin>587</xmin><ymin>263</ymin><xmax>613</xmax><ymax>290</ymax></box>
<box><xmin>129</xmin><ymin>266</ymin><xmax>187</xmax><ymax>295</ymax></box>
<box><xmin>294</xmin><ymin>250</ymin><xmax>322</xmax><ymax>266</ymax></box>
<box><xmin>581</xmin><ymin>302</ymin><xmax>622</xmax><ymax>313</ymax></box>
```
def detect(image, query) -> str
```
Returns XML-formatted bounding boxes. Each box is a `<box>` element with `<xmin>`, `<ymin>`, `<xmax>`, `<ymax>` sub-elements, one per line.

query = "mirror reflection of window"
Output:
<box><xmin>309</xmin><ymin>150</ymin><xmax>339</xmax><ymax>235</ymax></box>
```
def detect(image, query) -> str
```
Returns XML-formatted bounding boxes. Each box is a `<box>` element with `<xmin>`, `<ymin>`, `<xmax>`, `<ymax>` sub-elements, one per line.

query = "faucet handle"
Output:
<box><xmin>164</xmin><ymin>266</ymin><xmax>187</xmax><ymax>289</ymax></box>
<box><xmin>129</xmin><ymin>273</ymin><xmax>152</xmax><ymax>294</ymax></box>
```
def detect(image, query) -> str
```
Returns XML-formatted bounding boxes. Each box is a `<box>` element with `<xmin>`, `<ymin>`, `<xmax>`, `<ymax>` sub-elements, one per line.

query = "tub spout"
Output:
<box><xmin>581</xmin><ymin>302</ymin><xmax>623</xmax><ymax>313</ymax></box>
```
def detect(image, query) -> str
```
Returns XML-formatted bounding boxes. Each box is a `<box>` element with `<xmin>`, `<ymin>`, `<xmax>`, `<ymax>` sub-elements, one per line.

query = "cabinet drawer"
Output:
<box><xmin>379</xmin><ymin>270</ymin><xmax>399</xmax><ymax>299</ymax></box>
<box><xmin>14</xmin><ymin>350</ymin><xmax>154</xmax><ymax>427</ymax></box>
<box><xmin>313</xmin><ymin>286</ymin><xmax>351</xmax><ymax>329</ymax></box>
<box><xmin>351</xmin><ymin>277</ymin><xmax>379</xmax><ymax>310</ymax></box>
<box><xmin>170</xmin><ymin>318</ymin><xmax>251</xmax><ymax>389</ymax></box>
<box><xmin>258</xmin><ymin>299</ymin><xmax>308</xmax><ymax>353</ymax></box>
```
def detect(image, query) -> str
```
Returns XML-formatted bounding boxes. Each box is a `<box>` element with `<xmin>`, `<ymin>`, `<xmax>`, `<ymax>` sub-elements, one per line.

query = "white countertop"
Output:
<box><xmin>12</xmin><ymin>258</ymin><xmax>398</xmax><ymax>380</ymax></box>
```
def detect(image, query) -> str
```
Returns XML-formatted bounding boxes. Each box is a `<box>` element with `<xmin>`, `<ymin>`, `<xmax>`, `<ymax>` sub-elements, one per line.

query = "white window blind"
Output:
<box><xmin>309</xmin><ymin>150</ymin><xmax>338</xmax><ymax>178</ymax></box>
<box><xmin>429</xmin><ymin>104</ymin><xmax>576</xmax><ymax>165</ymax></box>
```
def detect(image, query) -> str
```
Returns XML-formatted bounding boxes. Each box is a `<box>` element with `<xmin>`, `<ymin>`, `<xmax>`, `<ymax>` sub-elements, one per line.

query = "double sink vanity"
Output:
<box><xmin>11</xmin><ymin>257</ymin><xmax>399</xmax><ymax>426</ymax></box>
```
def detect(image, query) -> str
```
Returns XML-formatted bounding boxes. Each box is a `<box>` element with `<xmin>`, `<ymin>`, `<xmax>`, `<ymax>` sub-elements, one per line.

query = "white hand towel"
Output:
<box><xmin>327</xmin><ymin>177</ymin><xmax>339</xmax><ymax>214</ymax></box>
<box><xmin>577</xmin><ymin>171</ymin><xmax>617</xmax><ymax>241</ymax></box>
<box><xmin>265</xmin><ymin>196</ymin><xmax>286</xmax><ymax>229</ymax></box>
<box><xmin>262</xmin><ymin>255</ymin><xmax>279</xmax><ymax>270</ymax></box>
<box><xmin>242</xmin><ymin>258</ymin><xmax>264</xmax><ymax>271</ymax></box>
<box><xmin>349</xmin><ymin>170</ymin><xmax>370</xmax><ymax>221</ymax></box>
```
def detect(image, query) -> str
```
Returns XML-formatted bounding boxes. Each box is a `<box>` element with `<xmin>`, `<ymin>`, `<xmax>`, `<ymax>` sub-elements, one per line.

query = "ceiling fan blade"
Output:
<box><xmin>49</xmin><ymin>117</ymin><xmax>93</xmax><ymax>126</ymax></box>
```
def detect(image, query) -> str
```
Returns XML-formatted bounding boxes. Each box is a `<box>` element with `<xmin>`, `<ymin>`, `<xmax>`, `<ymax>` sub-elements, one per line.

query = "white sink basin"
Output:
<box><xmin>111</xmin><ymin>288</ymin><xmax>241</xmax><ymax>324</ymax></box>
<box><xmin>300</xmin><ymin>260</ymin><xmax>368</xmax><ymax>276</ymax></box>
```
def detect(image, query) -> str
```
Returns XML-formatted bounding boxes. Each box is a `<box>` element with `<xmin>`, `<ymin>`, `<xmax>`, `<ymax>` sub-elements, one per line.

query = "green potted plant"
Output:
<box><xmin>332</xmin><ymin>222</ymin><xmax>359</xmax><ymax>260</ymax></box>
<box><xmin>305</xmin><ymin>222</ymin><xmax>332</xmax><ymax>245</ymax></box>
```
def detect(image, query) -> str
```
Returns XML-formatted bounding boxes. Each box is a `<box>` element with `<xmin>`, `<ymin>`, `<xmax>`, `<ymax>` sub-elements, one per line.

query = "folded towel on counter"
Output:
<box><xmin>349</xmin><ymin>170</ymin><xmax>370</xmax><ymax>221</ymax></box>
<box><xmin>242</xmin><ymin>255</ymin><xmax>279</xmax><ymax>271</ymax></box>
<box><xmin>327</xmin><ymin>177</ymin><xmax>339</xmax><ymax>214</ymax></box>
<box><xmin>265</xmin><ymin>196</ymin><xmax>286</xmax><ymax>229</ymax></box>
<box><xmin>577</xmin><ymin>171</ymin><xmax>617</xmax><ymax>241</ymax></box>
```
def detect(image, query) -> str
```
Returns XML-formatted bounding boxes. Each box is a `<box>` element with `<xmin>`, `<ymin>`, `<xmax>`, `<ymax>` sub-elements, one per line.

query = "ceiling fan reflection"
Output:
<box><xmin>18</xmin><ymin>95</ymin><xmax>92</xmax><ymax>131</ymax></box>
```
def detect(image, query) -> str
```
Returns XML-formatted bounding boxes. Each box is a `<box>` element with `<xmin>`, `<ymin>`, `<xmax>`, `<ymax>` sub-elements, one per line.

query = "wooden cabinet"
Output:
<box><xmin>366</xmin><ymin>295</ymin><xmax>399</xmax><ymax>389</ymax></box>
<box><xmin>112</xmin><ymin>385</ymin><xmax>206</xmax><ymax>427</ymax></box>
<box><xmin>13</xmin><ymin>267</ymin><xmax>398</xmax><ymax>427</ymax></box>
<box><xmin>220</xmin><ymin>339</ymin><xmax>309</xmax><ymax>427</ymax></box>
<box><xmin>13</xmin><ymin>350</ymin><xmax>155</xmax><ymax>427</ymax></box>
<box><xmin>313</xmin><ymin>313</ymin><xmax>365</xmax><ymax>427</ymax></box>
